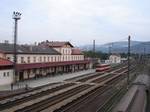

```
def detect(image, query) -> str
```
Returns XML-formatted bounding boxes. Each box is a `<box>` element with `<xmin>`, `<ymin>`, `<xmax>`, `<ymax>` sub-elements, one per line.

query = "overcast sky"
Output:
<box><xmin>0</xmin><ymin>0</ymin><xmax>150</xmax><ymax>46</ymax></box>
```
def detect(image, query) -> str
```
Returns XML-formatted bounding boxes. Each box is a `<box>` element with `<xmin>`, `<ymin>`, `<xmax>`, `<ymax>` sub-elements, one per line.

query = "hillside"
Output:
<box><xmin>80</xmin><ymin>41</ymin><xmax>150</xmax><ymax>54</ymax></box>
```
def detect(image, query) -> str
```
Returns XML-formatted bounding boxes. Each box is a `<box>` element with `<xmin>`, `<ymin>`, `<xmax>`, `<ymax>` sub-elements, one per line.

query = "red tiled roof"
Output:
<box><xmin>71</xmin><ymin>48</ymin><xmax>83</xmax><ymax>55</ymax></box>
<box><xmin>17</xmin><ymin>60</ymin><xmax>90</xmax><ymax>71</ymax></box>
<box><xmin>0</xmin><ymin>58</ymin><xmax>13</xmax><ymax>66</ymax></box>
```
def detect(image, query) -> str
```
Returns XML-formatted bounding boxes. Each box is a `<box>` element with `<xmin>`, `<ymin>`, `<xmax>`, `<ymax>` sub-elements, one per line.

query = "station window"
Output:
<box><xmin>27</xmin><ymin>57</ymin><xmax>30</xmax><ymax>63</ymax></box>
<box><xmin>51</xmin><ymin>57</ymin><xmax>53</xmax><ymax>62</ymax></box>
<box><xmin>33</xmin><ymin>57</ymin><xmax>36</xmax><ymax>63</ymax></box>
<box><xmin>3</xmin><ymin>72</ymin><xmax>6</xmax><ymax>77</ymax></box>
<box><xmin>55</xmin><ymin>57</ymin><xmax>56</xmax><ymax>62</ymax></box>
<box><xmin>7</xmin><ymin>57</ymin><xmax>10</xmax><ymax>60</ymax></box>
<box><xmin>39</xmin><ymin>57</ymin><xmax>42</xmax><ymax>62</ymax></box>
<box><xmin>48</xmin><ymin>57</ymin><xmax>49</xmax><ymax>62</ymax></box>
<box><xmin>21</xmin><ymin>57</ymin><xmax>24</xmax><ymax>63</ymax></box>
<box><xmin>44</xmin><ymin>57</ymin><xmax>46</xmax><ymax>62</ymax></box>
<box><xmin>7</xmin><ymin>72</ymin><xmax>9</xmax><ymax>76</ymax></box>
<box><xmin>33</xmin><ymin>69</ymin><xmax>36</xmax><ymax>74</ymax></box>
<box><xmin>57</xmin><ymin>57</ymin><xmax>59</xmax><ymax>61</ymax></box>
<box><xmin>27</xmin><ymin>70</ymin><xmax>30</xmax><ymax>76</ymax></box>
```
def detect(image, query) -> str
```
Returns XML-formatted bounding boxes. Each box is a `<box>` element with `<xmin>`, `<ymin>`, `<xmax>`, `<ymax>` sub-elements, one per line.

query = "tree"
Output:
<box><xmin>83</xmin><ymin>51</ymin><xmax>109</xmax><ymax>60</ymax></box>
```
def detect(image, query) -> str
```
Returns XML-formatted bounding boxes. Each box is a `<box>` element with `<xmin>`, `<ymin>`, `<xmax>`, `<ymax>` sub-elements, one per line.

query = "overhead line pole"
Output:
<box><xmin>93</xmin><ymin>40</ymin><xmax>95</xmax><ymax>53</ymax></box>
<box><xmin>108</xmin><ymin>44</ymin><xmax>111</xmax><ymax>55</ymax></box>
<box><xmin>127</xmin><ymin>35</ymin><xmax>131</xmax><ymax>87</ymax></box>
<box><xmin>144</xmin><ymin>47</ymin><xmax>146</xmax><ymax>64</ymax></box>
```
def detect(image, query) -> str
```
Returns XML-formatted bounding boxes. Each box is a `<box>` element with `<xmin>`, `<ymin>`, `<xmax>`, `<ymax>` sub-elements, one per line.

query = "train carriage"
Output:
<box><xmin>96</xmin><ymin>64</ymin><xmax>111</xmax><ymax>72</ymax></box>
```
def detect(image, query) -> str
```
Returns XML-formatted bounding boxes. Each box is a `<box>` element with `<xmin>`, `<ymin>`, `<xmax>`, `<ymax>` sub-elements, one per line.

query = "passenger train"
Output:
<box><xmin>96</xmin><ymin>64</ymin><xmax>111</xmax><ymax>72</ymax></box>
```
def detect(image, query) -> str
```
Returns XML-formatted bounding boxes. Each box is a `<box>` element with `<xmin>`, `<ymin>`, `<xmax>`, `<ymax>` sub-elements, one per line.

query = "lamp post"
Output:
<box><xmin>12</xmin><ymin>11</ymin><xmax>21</xmax><ymax>86</ymax></box>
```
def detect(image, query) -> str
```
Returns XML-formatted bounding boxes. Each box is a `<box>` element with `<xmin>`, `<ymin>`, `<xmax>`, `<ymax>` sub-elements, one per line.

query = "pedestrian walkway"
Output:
<box><xmin>0</xmin><ymin>69</ymin><xmax>95</xmax><ymax>91</ymax></box>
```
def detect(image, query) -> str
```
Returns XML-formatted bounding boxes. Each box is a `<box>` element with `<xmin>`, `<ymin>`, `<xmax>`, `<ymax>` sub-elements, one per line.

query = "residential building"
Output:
<box><xmin>109</xmin><ymin>54</ymin><xmax>121</xmax><ymax>64</ymax></box>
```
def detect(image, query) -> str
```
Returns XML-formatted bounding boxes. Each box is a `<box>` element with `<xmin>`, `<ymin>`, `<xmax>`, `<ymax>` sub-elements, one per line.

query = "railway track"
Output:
<box><xmin>0</xmin><ymin>82</ymin><xmax>60</xmax><ymax>101</ymax></box>
<box><xmin>14</xmin><ymin>71</ymin><xmax>127</xmax><ymax>112</ymax></box>
<box><xmin>92</xmin><ymin>73</ymin><xmax>116</xmax><ymax>83</ymax></box>
<box><xmin>76</xmin><ymin>73</ymin><xmax>103</xmax><ymax>82</ymax></box>
<box><xmin>53</xmin><ymin>65</ymin><xmax>137</xmax><ymax>112</ymax></box>
<box><xmin>53</xmin><ymin>86</ymin><xmax>112</xmax><ymax>112</ymax></box>
<box><xmin>0</xmin><ymin>83</ymin><xmax>75</xmax><ymax>111</ymax></box>
<box><xmin>66</xmin><ymin>64</ymin><xmax>128</xmax><ymax>83</ymax></box>
<box><xmin>0</xmin><ymin>64</ymin><xmax>132</xmax><ymax>112</ymax></box>
<box><xmin>96</xmin><ymin>86</ymin><xmax>127</xmax><ymax>112</ymax></box>
<box><xmin>15</xmin><ymin>84</ymin><xmax>92</xmax><ymax>112</ymax></box>
<box><xmin>64</xmin><ymin>73</ymin><xmax>94</xmax><ymax>81</ymax></box>
<box><xmin>75</xmin><ymin>65</ymin><xmax>128</xmax><ymax>83</ymax></box>
<box><xmin>113</xmin><ymin>66</ymin><xmax>128</xmax><ymax>73</ymax></box>
<box><xmin>54</xmin><ymin>72</ymin><xmax>128</xmax><ymax>112</ymax></box>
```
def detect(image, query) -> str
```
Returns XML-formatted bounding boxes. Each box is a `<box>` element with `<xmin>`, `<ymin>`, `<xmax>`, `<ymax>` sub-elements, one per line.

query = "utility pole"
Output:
<box><xmin>108</xmin><ymin>44</ymin><xmax>111</xmax><ymax>55</ymax></box>
<box><xmin>93</xmin><ymin>40</ymin><xmax>96</xmax><ymax>59</ymax></box>
<box><xmin>108</xmin><ymin>43</ymin><xmax>112</xmax><ymax>55</ymax></box>
<box><xmin>127</xmin><ymin>35</ymin><xmax>131</xmax><ymax>87</ymax></box>
<box><xmin>93</xmin><ymin>40</ymin><xmax>95</xmax><ymax>53</ymax></box>
<box><xmin>144</xmin><ymin>47</ymin><xmax>146</xmax><ymax>64</ymax></box>
<box><xmin>12</xmin><ymin>12</ymin><xmax>21</xmax><ymax>87</ymax></box>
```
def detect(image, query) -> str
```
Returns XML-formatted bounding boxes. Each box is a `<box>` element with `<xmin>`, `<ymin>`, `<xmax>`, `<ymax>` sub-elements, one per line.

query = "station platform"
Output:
<box><xmin>0</xmin><ymin>69</ymin><xmax>95</xmax><ymax>91</ymax></box>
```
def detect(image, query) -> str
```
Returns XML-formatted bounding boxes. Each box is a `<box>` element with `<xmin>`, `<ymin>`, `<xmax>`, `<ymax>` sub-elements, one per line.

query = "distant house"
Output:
<box><xmin>109</xmin><ymin>54</ymin><xmax>121</xmax><ymax>64</ymax></box>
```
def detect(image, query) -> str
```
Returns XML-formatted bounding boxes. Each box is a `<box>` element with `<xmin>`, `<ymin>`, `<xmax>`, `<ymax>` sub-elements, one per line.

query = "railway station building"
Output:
<box><xmin>0</xmin><ymin>41</ymin><xmax>90</xmax><ymax>84</ymax></box>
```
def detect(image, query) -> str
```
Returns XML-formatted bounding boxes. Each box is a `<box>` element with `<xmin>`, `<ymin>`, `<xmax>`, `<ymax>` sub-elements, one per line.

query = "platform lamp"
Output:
<box><xmin>12</xmin><ymin>12</ymin><xmax>21</xmax><ymax>89</ymax></box>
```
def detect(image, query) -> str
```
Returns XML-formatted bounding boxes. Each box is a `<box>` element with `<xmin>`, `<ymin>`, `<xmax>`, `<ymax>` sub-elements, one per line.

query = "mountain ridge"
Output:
<box><xmin>79</xmin><ymin>41</ymin><xmax>150</xmax><ymax>54</ymax></box>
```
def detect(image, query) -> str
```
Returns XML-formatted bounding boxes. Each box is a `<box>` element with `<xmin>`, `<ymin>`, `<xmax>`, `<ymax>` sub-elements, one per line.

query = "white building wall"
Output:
<box><xmin>53</xmin><ymin>46</ymin><xmax>84</xmax><ymax>62</ymax></box>
<box><xmin>71</xmin><ymin>55</ymin><xmax>84</xmax><ymax>61</ymax></box>
<box><xmin>6</xmin><ymin>54</ymin><xmax>60</xmax><ymax>64</ymax></box>
<box><xmin>0</xmin><ymin>69</ymin><xmax>13</xmax><ymax>85</ymax></box>
<box><xmin>5</xmin><ymin>52</ymin><xmax>84</xmax><ymax>63</ymax></box>
<box><xmin>109</xmin><ymin>55</ymin><xmax>121</xmax><ymax>64</ymax></box>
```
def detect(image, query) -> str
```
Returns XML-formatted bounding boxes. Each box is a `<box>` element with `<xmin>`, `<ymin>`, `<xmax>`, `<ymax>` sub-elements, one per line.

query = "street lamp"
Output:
<box><xmin>12</xmin><ymin>11</ymin><xmax>21</xmax><ymax>86</ymax></box>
